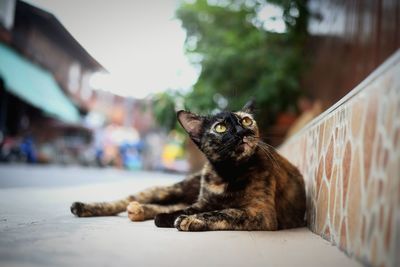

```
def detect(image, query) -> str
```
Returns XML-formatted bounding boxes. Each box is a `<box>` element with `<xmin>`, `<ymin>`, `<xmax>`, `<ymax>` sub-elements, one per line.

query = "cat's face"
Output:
<box><xmin>177</xmin><ymin>101</ymin><xmax>259</xmax><ymax>162</ymax></box>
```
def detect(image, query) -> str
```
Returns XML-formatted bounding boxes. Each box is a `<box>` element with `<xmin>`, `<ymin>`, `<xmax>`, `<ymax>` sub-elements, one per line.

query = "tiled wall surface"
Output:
<box><xmin>279</xmin><ymin>50</ymin><xmax>400</xmax><ymax>267</ymax></box>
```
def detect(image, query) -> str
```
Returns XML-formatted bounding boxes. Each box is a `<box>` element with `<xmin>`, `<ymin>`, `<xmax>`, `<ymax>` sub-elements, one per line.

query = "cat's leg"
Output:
<box><xmin>130</xmin><ymin>171</ymin><xmax>201</xmax><ymax>205</ymax></box>
<box><xmin>173</xmin><ymin>208</ymin><xmax>278</xmax><ymax>231</ymax></box>
<box><xmin>70</xmin><ymin>172</ymin><xmax>201</xmax><ymax>217</ymax></box>
<box><xmin>154</xmin><ymin>206</ymin><xmax>202</xmax><ymax>228</ymax></box>
<box><xmin>127</xmin><ymin>202</ymin><xmax>188</xmax><ymax>221</ymax></box>
<box><xmin>155</xmin><ymin>185</ymin><xmax>278</xmax><ymax>230</ymax></box>
<box><xmin>70</xmin><ymin>197</ymin><xmax>133</xmax><ymax>217</ymax></box>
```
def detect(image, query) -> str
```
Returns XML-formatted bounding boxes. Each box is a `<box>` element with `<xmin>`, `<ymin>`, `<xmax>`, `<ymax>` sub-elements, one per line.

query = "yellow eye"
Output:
<box><xmin>214</xmin><ymin>123</ymin><xmax>227</xmax><ymax>133</ymax></box>
<box><xmin>241</xmin><ymin>117</ymin><xmax>253</xmax><ymax>127</ymax></box>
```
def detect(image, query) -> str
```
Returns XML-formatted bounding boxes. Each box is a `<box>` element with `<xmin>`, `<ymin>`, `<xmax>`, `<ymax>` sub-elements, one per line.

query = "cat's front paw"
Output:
<box><xmin>174</xmin><ymin>215</ymin><xmax>207</xmax><ymax>231</ymax></box>
<box><xmin>154</xmin><ymin>213</ymin><xmax>177</xmax><ymax>228</ymax></box>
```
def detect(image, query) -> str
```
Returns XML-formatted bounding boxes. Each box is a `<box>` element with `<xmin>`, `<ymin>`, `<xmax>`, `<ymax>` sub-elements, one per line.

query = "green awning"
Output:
<box><xmin>0</xmin><ymin>42</ymin><xmax>80</xmax><ymax>123</ymax></box>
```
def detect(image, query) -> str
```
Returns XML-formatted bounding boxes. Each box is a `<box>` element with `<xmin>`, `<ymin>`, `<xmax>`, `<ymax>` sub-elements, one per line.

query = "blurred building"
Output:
<box><xmin>278</xmin><ymin>0</ymin><xmax>400</xmax><ymax>144</ymax></box>
<box><xmin>89</xmin><ymin>90</ymin><xmax>155</xmax><ymax>134</ymax></box>
<box><xmin>0</xmin><ymin>0</ymin><xmax>105</xmax><ymax>163</ymax></box>
<box><xmin>303</xmin><ymin>0</ymin><xmax>400</xmax><ymax>108</ymax></box>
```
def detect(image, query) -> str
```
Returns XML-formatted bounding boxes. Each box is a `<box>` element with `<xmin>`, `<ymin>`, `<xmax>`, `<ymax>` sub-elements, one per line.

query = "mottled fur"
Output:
<box><xmin>71</xmin><ymin>101</ymin><xmax>306</xmax><ymax>231</ymax></box>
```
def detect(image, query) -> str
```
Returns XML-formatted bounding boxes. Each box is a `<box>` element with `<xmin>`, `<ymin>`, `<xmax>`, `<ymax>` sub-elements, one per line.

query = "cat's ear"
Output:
<box><xmin>177</xmin><ymin>110</ymin><xmax>204</xmax><ymax>143</ymax></box>
<box><xmin>242</xmin><ymin>99</ymin><xmax>256</xmax><ymax>114</ymax></box>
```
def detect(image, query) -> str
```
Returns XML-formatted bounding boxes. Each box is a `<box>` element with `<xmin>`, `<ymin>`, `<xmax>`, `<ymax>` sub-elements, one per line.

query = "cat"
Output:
<box><xmin>71</xmin><ymin>101</ymin><xmax>306</xmax><ymax>231</ymax></box>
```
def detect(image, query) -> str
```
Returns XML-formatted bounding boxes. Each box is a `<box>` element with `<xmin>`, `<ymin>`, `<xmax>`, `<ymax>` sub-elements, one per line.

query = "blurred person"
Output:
<box><xmin>20</xmin><ymin>134</ymin><xmax>37</xmax><ymax>163</ymax></box>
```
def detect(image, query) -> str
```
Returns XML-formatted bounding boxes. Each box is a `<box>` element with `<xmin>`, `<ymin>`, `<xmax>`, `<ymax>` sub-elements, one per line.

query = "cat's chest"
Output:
<box><xmin>201</xmin><ymin>174</ymin><xmax>249</xmax><ymax>201</ymax></box>
<box><xmin>203</xmin><ymin>180</ymin><xmax>227</xmax><ymax>195</ymax></box>
<box><xmin>201</xmin><ymin>178</ymin><xmax>251</xmax><ymax>209</ymax></box>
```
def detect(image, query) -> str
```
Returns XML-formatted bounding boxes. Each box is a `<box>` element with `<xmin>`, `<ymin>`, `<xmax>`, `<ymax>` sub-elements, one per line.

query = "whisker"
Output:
<box><xmin>213</xmin><ymin>136</ymin><xmax>240</xmax><ymax>155</ymax></box>
<box><xmin>245</xmin><ymin>137</ymin><xmax>282</xmax><ymax>171</ymax></box>
<box><xmin>257</xmin><ymin>144</ymin><xmax>277</xmax><ymax>166</ymax></box>
<box><xmin>216</xmin><ymin>137</ymin><xmax>240</xmax><ymax>155</ymax></box>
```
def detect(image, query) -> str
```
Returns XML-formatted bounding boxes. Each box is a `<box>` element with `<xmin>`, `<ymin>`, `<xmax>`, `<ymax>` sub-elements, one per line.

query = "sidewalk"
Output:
<box><xmin>0</xmin><ymin>165</ymin><xmax>360</xmax><ymax>267</ymax></box>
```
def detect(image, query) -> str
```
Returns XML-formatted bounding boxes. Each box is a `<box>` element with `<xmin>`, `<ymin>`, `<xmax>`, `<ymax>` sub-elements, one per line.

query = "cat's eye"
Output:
<box><xmin>241</xmin><ymin>117</ymin><xmax>253</xmax><ymax>127</ymax></box>
<box><xmin>214</xmin><ymin>123</ymin><xmax>227</xmax><ymax>133</ymax></box>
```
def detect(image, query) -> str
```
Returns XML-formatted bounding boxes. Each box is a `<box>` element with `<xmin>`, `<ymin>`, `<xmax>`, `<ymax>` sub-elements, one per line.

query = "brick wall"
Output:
<box><xmin>280</xmin><ymin>50</ymin><xmax>400</xmax><ymax>267</ymax></box>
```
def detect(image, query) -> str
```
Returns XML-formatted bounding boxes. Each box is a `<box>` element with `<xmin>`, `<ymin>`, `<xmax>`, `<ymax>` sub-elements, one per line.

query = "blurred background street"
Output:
<box><xmin>0</xmin><ymin>163</ymin><xmax>180</xmax><ymax>188</ymax></box>
<box><xmin>1</xmin><ymin>0</ymin><xmax>398</xmax><ymax>175</ymax></box>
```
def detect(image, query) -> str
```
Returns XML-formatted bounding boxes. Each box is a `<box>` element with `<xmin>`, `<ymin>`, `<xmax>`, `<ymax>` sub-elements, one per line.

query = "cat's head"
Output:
<box><xmin>177</xmin><ymin>100</ymin><xmax>259</xmax><ymax>162</ymax></box>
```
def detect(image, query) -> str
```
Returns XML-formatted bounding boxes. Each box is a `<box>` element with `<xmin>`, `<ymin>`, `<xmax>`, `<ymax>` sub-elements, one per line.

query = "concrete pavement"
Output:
<box><xmin>0</xmin><ymin>164</ymin><xmax>360</xmax><ymax>267</ymax></box>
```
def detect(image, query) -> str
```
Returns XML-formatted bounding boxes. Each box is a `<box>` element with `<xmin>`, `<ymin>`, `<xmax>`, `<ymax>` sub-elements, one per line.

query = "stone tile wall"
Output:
<box><xmin>279</xmin><ymin>50</ymin><xmax>400</xmax><ymax>267</ymax></box>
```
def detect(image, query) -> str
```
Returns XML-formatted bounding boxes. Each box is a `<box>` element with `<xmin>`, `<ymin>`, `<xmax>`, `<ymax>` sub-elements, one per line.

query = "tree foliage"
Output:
<box><xmin>154</xmin><ymin>0</ymin><xmax>309</xmax><ymax>132</ymax></box>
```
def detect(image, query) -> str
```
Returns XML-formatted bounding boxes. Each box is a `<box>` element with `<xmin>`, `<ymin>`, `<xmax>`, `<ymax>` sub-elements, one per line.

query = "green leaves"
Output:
<box><xmin>155</xmin><ymin>0</ymin><xmax>308</xmax><ymax>132</ymax></box>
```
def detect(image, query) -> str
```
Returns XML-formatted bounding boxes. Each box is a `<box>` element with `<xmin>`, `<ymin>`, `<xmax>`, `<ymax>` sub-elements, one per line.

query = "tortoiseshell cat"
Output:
<box><xmin>71</xmin><ymin>101</ymin><xmax>306</xmax><ymax>231</ymax></box>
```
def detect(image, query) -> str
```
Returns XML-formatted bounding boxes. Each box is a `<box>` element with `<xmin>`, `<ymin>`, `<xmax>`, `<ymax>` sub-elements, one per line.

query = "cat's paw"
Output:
<box><xmin>154</xmin><ymin>213</ymin><xmax>176</xmax><ymax>228</ymax></box>
<box><xmin>174</xmin><ymin>215</ymin><xmax>207</xmax><ymax>231</ymax></box>
<box><xmin>127</xmin><ymin>201</ymin><xmax>144</xmax><ymax>221</ymax></box>
<box><xmin>70</xmin><ymin>202</ymin><xmax>86</xmax><ymax>217</ymax></box>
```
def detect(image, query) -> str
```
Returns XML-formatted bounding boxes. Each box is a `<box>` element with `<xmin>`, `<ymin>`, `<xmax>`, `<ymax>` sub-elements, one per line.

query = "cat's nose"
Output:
<box><xmin>235</xmin><ymin>125</ymin><xmax>245</xmax><ymax>135</ymax></box>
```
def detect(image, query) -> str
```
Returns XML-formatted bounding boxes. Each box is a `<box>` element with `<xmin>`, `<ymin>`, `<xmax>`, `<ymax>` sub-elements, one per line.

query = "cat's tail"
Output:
<box><xmin>70</xmin><ymin>197</ymin><xmax>133</xmax><ymax>217</ymax></box>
